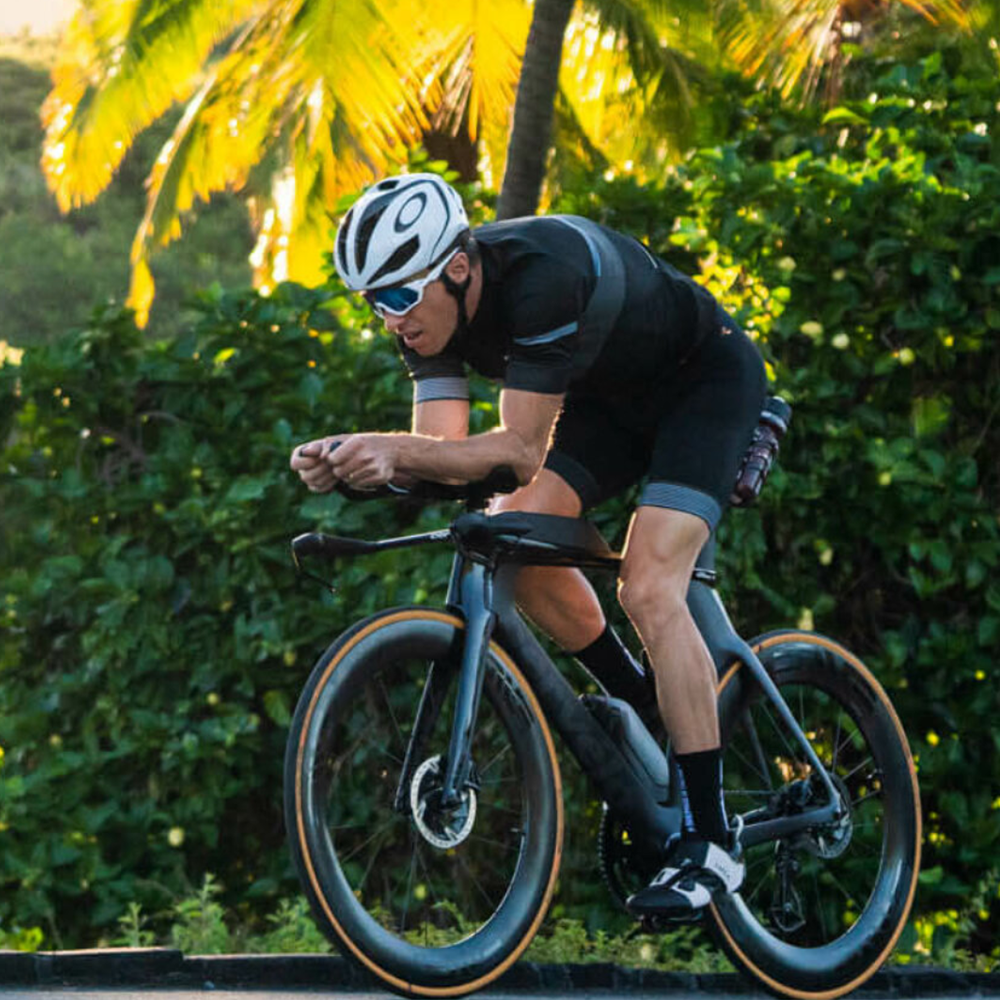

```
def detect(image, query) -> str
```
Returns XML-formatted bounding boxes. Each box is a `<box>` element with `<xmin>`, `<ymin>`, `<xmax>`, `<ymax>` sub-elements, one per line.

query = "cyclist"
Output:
<box><xmin>291</xmin><ymin>173</ymin><xmax>765</xmax><ymax>917</ymax></box>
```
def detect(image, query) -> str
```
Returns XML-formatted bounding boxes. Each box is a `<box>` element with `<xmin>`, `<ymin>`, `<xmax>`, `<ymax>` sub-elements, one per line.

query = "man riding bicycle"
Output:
<box><xmin>290</xmin><ymin>172</ymin><xmax>766</xmax><ymax>917</ymax></box>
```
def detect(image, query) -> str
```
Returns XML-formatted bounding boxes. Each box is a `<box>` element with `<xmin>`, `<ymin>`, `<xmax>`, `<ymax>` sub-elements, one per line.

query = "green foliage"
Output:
<box><xmin>525</xmin><ymin>918</ymin><xmax>731</xmax><ymax>972</ymax></box>
<box><xmin>169</xmin><ymin>875</ymin><xmax>231</xmax><ymax>955</ymax></box>
<box><xmin>0</xmin><ymin>282</ymin><xmax>433</xmax><ymax>944</ymax></box>
<box><xmin>243</xmin><ymin>896</ymin><xmax>332</xmax><ymax>954</ymax></box>
<box><xmin>113</xmin><ymin>902</ymin><xmax>156</xmax><ymax>949</ymax></box>
<box><xmin>0</xmin><ymin>924</ymin><xmax>44</xmax><ymax>952</ymax></box>
<box><xmin>553</xmin><ymin>47</ymin><xmax>1000</xmax><ymax>956</ymax></box>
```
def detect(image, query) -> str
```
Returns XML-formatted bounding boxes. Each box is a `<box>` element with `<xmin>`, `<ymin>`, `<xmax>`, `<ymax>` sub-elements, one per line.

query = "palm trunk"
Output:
<box><xmin>496</xmin><ymin>0</ymin><xmax>575</xmax><ymax>220</ymax></box>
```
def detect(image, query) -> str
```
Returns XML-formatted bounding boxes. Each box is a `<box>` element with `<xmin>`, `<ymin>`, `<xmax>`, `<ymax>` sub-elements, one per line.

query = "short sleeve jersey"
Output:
<box><xmin>400</xmin><ymin>216</ymin><xmax>720</xmax><ymax>403</ymax></box>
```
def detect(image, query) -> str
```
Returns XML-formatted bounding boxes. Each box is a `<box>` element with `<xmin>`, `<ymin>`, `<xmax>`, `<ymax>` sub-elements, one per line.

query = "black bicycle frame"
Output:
<box><xmin>427</xmin><ymin>539</ymin><xmax>843</xmax><ymax>855</ymax></box>
<box><xmin>294</xmin><ymin>518</ymin><xmax>845</xmax><ymax>855</ymax></box>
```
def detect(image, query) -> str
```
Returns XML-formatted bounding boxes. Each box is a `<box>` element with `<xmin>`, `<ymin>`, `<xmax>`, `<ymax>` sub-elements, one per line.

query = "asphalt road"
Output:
<box><xmin>0</xmin><ymin>992</ymin><xmax>998</xmax><ymax>1000</ymax></box>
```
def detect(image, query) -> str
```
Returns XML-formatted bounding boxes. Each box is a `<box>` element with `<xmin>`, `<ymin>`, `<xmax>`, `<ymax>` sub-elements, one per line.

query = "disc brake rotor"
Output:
<box><xmin>410</xmin><ymin>755</ymin><xmax>477</xmax><ymax>850</ymax></box>
<box><xmin>800</xmin><ymin>771</ymin><xmax>854</xmax><ymax>860</ymax></box>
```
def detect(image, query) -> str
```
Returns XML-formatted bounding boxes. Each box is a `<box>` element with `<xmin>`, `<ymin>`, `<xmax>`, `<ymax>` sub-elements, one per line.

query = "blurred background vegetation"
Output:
<box><xmin>1</xmin><ymin>0</ymin><xmax>999</xmax><ymax>972</ymax></box>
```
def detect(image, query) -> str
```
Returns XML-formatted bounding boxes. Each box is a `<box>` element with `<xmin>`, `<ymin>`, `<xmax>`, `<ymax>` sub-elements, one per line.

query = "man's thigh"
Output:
<box><xmin>491</xmin><ymin>467</ymin><xmax>583</xmax><ymax>517</ymax></box>
<box><xmin>620</xmin><ymin>505</ymin><xmax>710</xmax><ymax>598</ymax></box>
<box><xmin>543</xmin><ymin>393</ymin><xmax>650</xmax><ymax>511</ymax></box>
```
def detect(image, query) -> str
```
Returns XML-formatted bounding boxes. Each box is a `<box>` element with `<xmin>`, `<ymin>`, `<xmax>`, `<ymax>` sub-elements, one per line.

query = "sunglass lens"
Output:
<box><xmin>369</xmin><ymin>285</ymin><xmax>420</xmax><ymax>316</ymax></box>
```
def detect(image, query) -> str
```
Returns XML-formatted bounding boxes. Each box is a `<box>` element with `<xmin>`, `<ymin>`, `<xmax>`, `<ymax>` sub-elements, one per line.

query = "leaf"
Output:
<box><xmin>262</xmin><ymin>690</ymin><xmax>291</xmax><ymax>727</ymax></box>
<box><xmin>225</xmin><ymin>477</ymin><xmax>267</xmax><ymax>503</ymax></box>
<box><xmin>918</xmin><ymin>866</ymin><xmax>944</xmax><ymax>885</ymax></box>
<box><xmin>912</xmin><ymin>398</ymin><xmax>950</xmax><ymax>439</ymax></box>
<box><xmin>306</xmin><ymin>309</ymin><xmax>341</xmax><ymax>333</ymax></box>
<box><xmin>822</xmin><ymin>107</ymin><xmax>868</xmax><ymax>126</ymax></box>
<box><xmin>865</xmin><ymin>239</ymin><xmax>907</xmax><ymax>266</ymax></box>
<box><xmin>213</xmin><ymin>347</ymin><xmax>237</xmax><ymax>367</ymax></box>
<box><xmin>127</xmin><ymin>257</ymin><xmax>155</xmax><ymax>330</ymax></box>
<box><xmin>298</xmin><ymin>372</ymin><xmax>325</xmax><ymax>410</ymax></box>
<box><xmin>978</xmin><ymin>617</ymin><xmax>1000</xmax><ymax>647</ymax></box>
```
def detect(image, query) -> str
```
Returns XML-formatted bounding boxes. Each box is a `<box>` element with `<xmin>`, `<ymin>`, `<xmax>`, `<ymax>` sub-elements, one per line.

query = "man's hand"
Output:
<box><xmin>326</xmin><ymin>433</ymin><xmax>400</xmax><ymax>489</ymax></box>
<box><xmin>290</xmin><ymin>436</ymin><xmax>342</xmax><ymax>493</ymax></box>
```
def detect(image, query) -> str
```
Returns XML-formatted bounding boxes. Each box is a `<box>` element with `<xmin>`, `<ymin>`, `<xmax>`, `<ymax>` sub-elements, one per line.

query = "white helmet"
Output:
<box><xmin>334</xmin><ymin>173</ymin><xmax>470</xmax><ymax>291</ymax></box>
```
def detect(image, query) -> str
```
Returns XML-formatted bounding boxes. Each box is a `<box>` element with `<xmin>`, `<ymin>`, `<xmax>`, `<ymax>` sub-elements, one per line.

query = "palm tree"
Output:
<box><xmin>42</xmin><ymin>0</ymin><xmax>529</xmax><ymax>325</ymax></box>
<box><xmin>41</xmin><ymin>0</ymin><xmax>979</xmax><ymax>321</ymax></box>
<box><xmin>498</xmin><ymin>0</ymin><xmax>716</xmax><ymax>219</ymax></box>
<box><xmin>713</xmin><ymin>0</ymin><xmax>970</xmax><ymax>104</ymax></box>
<box><xmin>496</xmin><ymin>0</ymin><xmax>977</xmax><ymax>221</ymax></box>
<box><xmin>496</xmin><ymin>0</ymin><xmax>575</xmax><ymax>220</ymax></box>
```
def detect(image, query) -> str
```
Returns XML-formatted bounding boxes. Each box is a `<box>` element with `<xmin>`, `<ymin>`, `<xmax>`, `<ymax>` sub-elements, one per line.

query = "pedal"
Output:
<box><xmin>637</xmin><ymin>909</ymin><xmax>704</xmax><ymax>932</ymax></box>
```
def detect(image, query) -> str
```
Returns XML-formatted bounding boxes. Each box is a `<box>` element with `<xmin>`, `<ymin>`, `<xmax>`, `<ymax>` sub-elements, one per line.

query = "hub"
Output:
<box><xmin>801</xmin><ymin>771</ymin><xmax>853</xmax><ymax>860</ymax></box>
<box><xmin>410</xmin><ymin>755</ymin><xmax>477</xmax><ymax>850</ymax></box>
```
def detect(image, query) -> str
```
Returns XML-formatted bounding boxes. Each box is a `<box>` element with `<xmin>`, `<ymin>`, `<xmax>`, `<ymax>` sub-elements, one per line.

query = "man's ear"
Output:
<box><xmin>445</xmin><ymin>251</ymin><xmax>471</xmax><ymax>283</ymax></box>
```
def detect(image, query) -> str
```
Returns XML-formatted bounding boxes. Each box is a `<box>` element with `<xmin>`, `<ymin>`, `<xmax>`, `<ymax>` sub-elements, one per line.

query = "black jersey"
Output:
<box><xmin>400</xmin><ymin>215</ymin><xmax>720</xmax><ymax>403</ymax></box>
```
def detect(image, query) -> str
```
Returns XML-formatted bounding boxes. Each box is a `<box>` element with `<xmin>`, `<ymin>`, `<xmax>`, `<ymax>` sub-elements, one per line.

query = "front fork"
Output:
<box><xmin>394</xmin><ymin>556</ymin><xmax>495</xmax><ymax>813</ymax></box>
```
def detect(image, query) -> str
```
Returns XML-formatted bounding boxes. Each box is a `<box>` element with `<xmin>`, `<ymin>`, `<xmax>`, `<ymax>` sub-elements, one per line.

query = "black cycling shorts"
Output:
<box><xmin>544</xmin><ymin>310</ymin><xmax>767</xmax><ymax>531</ymax></box>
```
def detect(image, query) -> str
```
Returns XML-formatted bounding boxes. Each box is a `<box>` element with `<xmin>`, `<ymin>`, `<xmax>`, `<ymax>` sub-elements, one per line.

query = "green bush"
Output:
<box><xmin>0</xmin><ymin>284</ymin><xmax>434</xmax><ymax>944</ymax></box>
<box><xmin>1</xmin><ymin>49</ymin><xmax>998</xmax><ymax>963</ymax></box>
<box><xmin>554</xmin><ymin>48</ymin><xmax>1000</xmax><ymax>955</ymax></box>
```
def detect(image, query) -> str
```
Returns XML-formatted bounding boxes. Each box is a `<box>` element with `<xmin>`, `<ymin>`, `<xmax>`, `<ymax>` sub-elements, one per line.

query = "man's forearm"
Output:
<box><xmin>394</xmin><ymin>429</ymin><xmax>543</xmax><ymax>485</ymax></box>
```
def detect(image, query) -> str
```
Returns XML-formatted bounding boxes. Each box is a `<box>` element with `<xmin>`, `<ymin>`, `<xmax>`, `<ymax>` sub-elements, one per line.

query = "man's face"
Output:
<box><xmin>380</xmin><ymin>277</ymin><xmax>459</xmax><ymax>356</ymax></box>
<box><xmin>377</xmin><ymin>252</ymin><xmax>471</xmax><ymax>356</ymax></box>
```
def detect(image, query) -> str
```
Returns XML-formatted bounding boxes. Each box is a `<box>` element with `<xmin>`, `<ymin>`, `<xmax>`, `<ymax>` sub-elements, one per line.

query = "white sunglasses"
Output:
<box><xmin>363</xmin><ymin>249</ymin><xmax>460</xmax><ymax>318</ymax></box>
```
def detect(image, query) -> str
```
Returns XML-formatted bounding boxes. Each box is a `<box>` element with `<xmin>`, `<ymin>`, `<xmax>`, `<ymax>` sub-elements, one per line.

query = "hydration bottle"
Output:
<box><xmin>731</xmin><ymin>395</ymin><xmax>793</xmax><ymax>506</ymax></box>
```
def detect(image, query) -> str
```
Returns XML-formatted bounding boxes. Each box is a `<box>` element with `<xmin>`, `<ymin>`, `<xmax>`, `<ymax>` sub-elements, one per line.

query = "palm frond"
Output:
<box><xmin>558</xmin><ymin>6</ymin><xmax>713</xmax><ymax>175</ymax></box>
<box><xmin>715</xmin><ymin>0</ymin><xmax>973</xmax><ymax>101</ymax></box>
<box><xmin>126</xmin><ymin>0</ymin><xmax>436</xmax><ymax>323</ymax></box>
<box><xmin>42</xmin><ymin>0</ymin><xmax>258</xmax><ymax>209</ymax></box>
<box><xmin>415</xmin><ymin>0</ymin><xmax>530</xmax><ymax>185</ymax></box>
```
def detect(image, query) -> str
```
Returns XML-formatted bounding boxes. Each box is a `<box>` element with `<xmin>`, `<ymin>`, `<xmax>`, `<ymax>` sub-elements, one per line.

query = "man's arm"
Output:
<box><xmin>329</xmin><ymin>389</ymin><xmax>563</xmax><ymax>488</ymax></box>
<box><xmin>412</xmin><ymin>398</ymin><xmax>469</xmax><ymax>440</ymax></box>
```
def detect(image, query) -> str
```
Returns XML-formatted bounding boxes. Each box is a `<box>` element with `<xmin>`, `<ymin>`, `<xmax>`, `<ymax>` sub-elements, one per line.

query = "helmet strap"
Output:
<box><xmin>440</xmin><ymin>270</ymin><xmax>472</xmax><ymax>338</ymax></box>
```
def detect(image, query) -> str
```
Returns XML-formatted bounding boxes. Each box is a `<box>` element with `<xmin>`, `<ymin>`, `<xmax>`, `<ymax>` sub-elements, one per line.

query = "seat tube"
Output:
<box><xmin>440</xmin><ymin>560</ymin><xmax>495</xmax><ymax>807</ymax></box>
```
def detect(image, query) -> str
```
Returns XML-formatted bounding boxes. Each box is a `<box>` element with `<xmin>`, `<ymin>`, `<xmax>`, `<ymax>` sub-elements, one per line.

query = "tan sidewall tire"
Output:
<box><xmin>708</xmin><ymin>631</ymin><xmax>921</xmax><ymax>1000</ymax></box>
<box><xmin>288</xmin><ymin>609</ymin><xmax>564</xmax><ymax>997</ymax></box>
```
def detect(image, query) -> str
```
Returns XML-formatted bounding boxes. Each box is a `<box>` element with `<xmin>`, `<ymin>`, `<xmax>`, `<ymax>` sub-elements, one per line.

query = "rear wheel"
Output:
<box><xmin>284</xmin><ymin>609</ymin><xmax>563</xmax><ymax>997</ymax></box>
<box><xmin>712</xmin><ymin>631</ymin><xmax>921</xmax><ymax>999</ymax></box>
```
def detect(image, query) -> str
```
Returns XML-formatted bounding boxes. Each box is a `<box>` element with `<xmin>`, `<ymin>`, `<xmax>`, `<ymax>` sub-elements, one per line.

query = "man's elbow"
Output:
<box><xmin>511</xmin><ymin>442</ymin><xmax>547</xmax><ymax>487</ymax></box>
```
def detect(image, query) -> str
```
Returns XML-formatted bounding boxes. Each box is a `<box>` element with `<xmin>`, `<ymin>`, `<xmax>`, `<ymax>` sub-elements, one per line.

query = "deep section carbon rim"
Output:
<box><xmin>712</xmin><ymin>633</ymin><xmax>920</xmax><ymax>998</ymax></box>
<box><xmin>287</xmin><ymin>612</ymin><xmax>562</xmax><ymax>995</ymax></box>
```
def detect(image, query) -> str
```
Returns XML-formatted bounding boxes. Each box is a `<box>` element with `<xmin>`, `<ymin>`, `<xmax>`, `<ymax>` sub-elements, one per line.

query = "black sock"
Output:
<box><xmin>573</xmin><ymin>625</ymin><xmax>654</xmax><ymax>709</ymax></box>
<box><xmin>674</xmin><ymin>748</ymin><xmax>728</xmax><ymax>844</ymax></box>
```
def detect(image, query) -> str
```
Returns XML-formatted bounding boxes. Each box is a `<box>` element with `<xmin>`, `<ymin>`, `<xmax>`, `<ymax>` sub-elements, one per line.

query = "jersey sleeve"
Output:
<box><xmin>502</xmin><ymin>261</ymin><xmax>590</xmax><ymax>395</ymax></box>
<box><xmin>399</xmin><ymin>342</ymin><xmax>469</xmax><ymax>402</ymax></box>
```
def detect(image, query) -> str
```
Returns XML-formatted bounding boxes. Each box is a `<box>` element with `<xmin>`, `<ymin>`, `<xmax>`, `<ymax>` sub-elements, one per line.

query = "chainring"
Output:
<box><xmin>597</xmin><ymin>807</ymin><xmax>662</xmax><ymax>911</ymax></box>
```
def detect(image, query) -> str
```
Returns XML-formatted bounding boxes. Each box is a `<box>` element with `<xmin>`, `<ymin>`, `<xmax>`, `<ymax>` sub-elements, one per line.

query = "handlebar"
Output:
<box><xmin>290</xmin><ymin>446</ymin><xmax>522</xmax><ymax>580</ymax></box>
<box><xmin>325</xmin><ymin>441</ymin><xmax>521</xmax><ymax>509</ymax></box>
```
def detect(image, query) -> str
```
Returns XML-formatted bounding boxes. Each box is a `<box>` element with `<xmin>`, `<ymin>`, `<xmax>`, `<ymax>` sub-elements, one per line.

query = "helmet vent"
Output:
<box><xmin>336</xmin><ymin>208</ymin><xmax>353</xmax><ymax>273</ymax></box>
<box><xmin>370</xmin><ymin>237</ymin><xmax>420</xmax><ymax>285</ymax></box>
<box><xmin>354</xmin><ymin>207</ymin><xmax>386</xmax><ymax>273</ymax></box>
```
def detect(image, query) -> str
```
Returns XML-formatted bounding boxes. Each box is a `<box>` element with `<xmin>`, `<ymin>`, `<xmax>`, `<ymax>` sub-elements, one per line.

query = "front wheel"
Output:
<box><xmin>284</xmin><ymin>608</ymin><xmax>563</xmax><ymax>998</ymax></box>
<box><xmin>711</xmin><ymin>631</ymin><xmax>921</xmax><ymax>999</ymax></box>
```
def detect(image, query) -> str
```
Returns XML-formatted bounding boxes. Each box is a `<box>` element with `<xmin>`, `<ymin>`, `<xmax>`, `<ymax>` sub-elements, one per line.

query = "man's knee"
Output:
<box><xmin>617</xmin><ymin>568</ymin><xmax>688</xmax><ymax>632</ymax></box>
<box><xmin>491</xmin><ymin>467</ymin><xmax>582</xmax><ymax>517</ymax></box>
<box><xmin>617</xmin><ymin>506</ymin><xmax>709</xmax><ymax>630</ymax></box>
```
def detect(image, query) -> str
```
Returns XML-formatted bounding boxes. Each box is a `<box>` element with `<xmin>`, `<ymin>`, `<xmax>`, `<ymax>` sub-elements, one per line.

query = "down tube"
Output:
<box><xmin>492</xmin><ymin>609</ymin><xmax>681</xmax><ymax>851</ymax></box>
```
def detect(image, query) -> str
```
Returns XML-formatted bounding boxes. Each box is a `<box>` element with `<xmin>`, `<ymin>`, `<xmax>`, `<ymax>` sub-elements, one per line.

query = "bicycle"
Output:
<box><xmin>285</xmin><ymin>460</ymin><xmax>921</xmax><ymax>999</ymax></box>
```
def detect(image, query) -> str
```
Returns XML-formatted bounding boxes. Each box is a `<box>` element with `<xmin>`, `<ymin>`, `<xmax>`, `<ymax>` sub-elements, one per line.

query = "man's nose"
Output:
<box><xmin>383</xmin><ymin>312</ymin><xmax>404</xmax><ymax>333</ymax></box>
